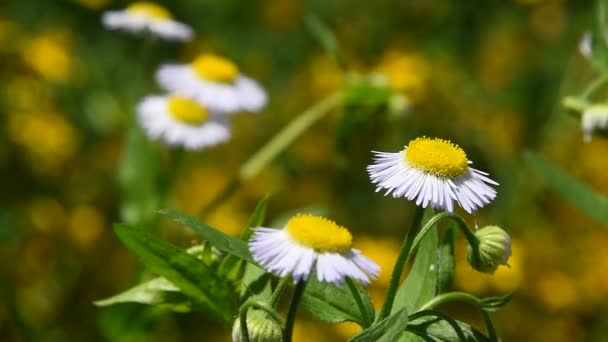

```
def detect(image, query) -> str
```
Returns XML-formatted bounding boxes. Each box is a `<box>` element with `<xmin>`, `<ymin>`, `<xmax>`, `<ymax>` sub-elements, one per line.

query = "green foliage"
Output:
<box><xmin>113</xmin><ymin>224</ymin><xmax>235</xmax><ymax>324</ymax></box>
<box><xmin>479</xmin><ymin>293</ymin><xmax>514</xmax><ymax>313</ymax></box>
<box><xmin>95</xmin><ymin>278</ymin><xmax>191</xmax><ymax>313</ymax></box>
<box><xmin>302</xmin><ymin>276</ymin><xmax>375</xmax><ymax>327</ymax></box>
<box><xmin>392</xmin><ymin>208</ymin><xmax>439</xmax><ymax>314</ymax></box>
<box><xmin>436</xmin><ymin>226</ymin><xmax>456</xmax><ymax>293</ymax></box>
<box><xmin>159</xmin><ymin>209</ymin><xmax>255</xmax><ymax>263</ymax></box>
<box><xmin>524</xmin><ymin>150</ymin><xmax>608</xmax><ymax>225</ymax></box>
<box><xmin>348</xmin><ymin>307</ymin><xmax>409</xmax><ymax>342</ymax></box>
<box><xmin>590</xmin><ymin>0</ymin><xmax>608</xmax><ymax>75</ymax></box>
<box><xmin>401</xmin><ymin>315</ymin><xmax>490</xmax><ymax>342</ymax></box>
<box><xmin>305</xmin><ymin>14</ymin><xmax>344</xmax><ymax>70</ymax></box>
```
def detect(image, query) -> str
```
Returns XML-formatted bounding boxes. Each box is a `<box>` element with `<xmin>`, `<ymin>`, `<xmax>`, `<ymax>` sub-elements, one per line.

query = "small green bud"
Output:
<box><xmin>232</xmin><ymin>309</ymin><xmax>283</xmax><ymax>342</ymax></box>
<box><xmin>467</xmin><ymin>226</ymin><xmax>511</xmax><ymax>274</ymax></box>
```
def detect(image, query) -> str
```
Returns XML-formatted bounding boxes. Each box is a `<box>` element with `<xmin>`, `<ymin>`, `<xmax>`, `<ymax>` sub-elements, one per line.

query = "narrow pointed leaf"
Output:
<box><xmin>94</xmin><ymin>278</ymin><xmax>192</xmax><ymax>312</ymax></box>
<box><xmin>401</xmin><ymin>316</ymin><xmax>490</xmax><ymax>342</ymax></box>
<box><xmin>159</xmin><ymin>209</ymin><xmax>254</xmax><ymax>263</ymax></box>
<box><xmin>524</xmin><ymin>150</ymin><xmax>608</xmax><ymax>225</ymax></box>
<box><xmin>479</xmin><ymin>293</ymin><xmax>514</xmax><ymax>313</ymax></box>
<box><xmin>393</xmin><ymin>208</ymin><xmax>438</xmax><ymax>314</ymax></box>
<box><xmin>113</xmin><ymin>224</ymin><xmax>234</xmax><ymax>324</ymax></box>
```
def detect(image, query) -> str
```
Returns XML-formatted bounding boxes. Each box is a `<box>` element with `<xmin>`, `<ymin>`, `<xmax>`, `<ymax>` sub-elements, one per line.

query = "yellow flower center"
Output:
<box><xmin>286</xmin><ymin>214</ymin><xmax>352</xmax><ymax>253</ymax></box>
<box><xmin>405</xmin><ymin>137</ymin><xmax>468</xmax><ymax>178</ymax></box>
<box><xmin>191</xmin><ymin>54</ymin><xmax>239</xmax><ymax>83</ymax></box>
<box><xmin>126</xmin><ymin>2</ymin><xmax>172</xmax><ymax>19</ymax></box>
<box><xmin>167</xmin><ymin>96</ymin><xmax>209</xmax><ymax>124</ymax></box>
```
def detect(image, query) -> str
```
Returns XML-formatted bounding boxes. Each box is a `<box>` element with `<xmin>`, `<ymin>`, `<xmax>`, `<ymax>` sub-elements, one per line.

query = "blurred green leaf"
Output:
<box><xmin>118</xmin><ymin>125</ymin><xmax>160</xmax><ymax>227</ymax></box>
<box><xmin>159</xmin><ymin>209</ymin><xmax>255</xmax><ymax>263</ymax></box>
<box><xmin>348</xmin><ymin>307</ymin><xmax>408</xmax><ymax>342</ymax></box>
<box><xmin>524</xmin><ymin>150</ymin><xmax>608</xmax><ymax>225</ymax></box>
<box><xmin>113</xmin><ymin>224</ymin><xmax>235</xmax><ymax>324</ymax></box>
<box><xmin>302</xmin><ymin>276</ymin><xmax>375</xmax><ymax>327</ymax></box>
<box><xmin>241</xmin><ymin>195</ymin><xmax>269</xmax><ymax>240</ymax></box>
<box><xmin>94</xmin><ymin>278</ymin><xmax>191</xmax><ymax>313</ymax></box>
<box><xmin>436</xmin><ymin>226</ymin><xmax>456</xmax><ymax>294</ymax></box>
<box><xmin>590</xmin><ymin>0</ymin><xmax>608</xmax><ymax>75</ymax></box>
<box><xmin>479</xmin><ymin>293</ymin><xmax>514</xmax><ymax>313</ymax></box>
<box><xmin>392</xmin><ymin>208</ymin><xmax>438</xmax><ymax>314</ymax></box>
<box><xmin>240</xmin><ymin>196</ymin><xmax>272</xmax><ymax>302</ymax></box>
<box><xmin>400</xmin><ymin>315</ymin><xmax>490</xmax><ymax>342</ymax></box>
<box><xmin>305</xmin><ymin>14</ymin><xmax>344</xmax><ymax>70</ymax></box>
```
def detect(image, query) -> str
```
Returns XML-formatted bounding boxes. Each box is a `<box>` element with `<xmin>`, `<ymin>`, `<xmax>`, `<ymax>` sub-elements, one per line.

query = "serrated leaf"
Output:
<box><xmin>524</xmin><ymin>150</ymin><xmax>608</xmax><ymax>225</ymax></box>
<box><xmin>94</xmin><ymin>278</ymin><xmax>191</xmax><ymax>312</ymax></box>
<box><xmin>400</xmin><ymin>316</ymin><xmax>490</xmax><ymax>342</ymax></box>
<box><xmin>348</xmin><ymin>307</ymin><xmax>409</xmax><ymax>342</ymax></box>
<box><xmin>113</xmin><ymin>224</ymin><xmax>235</xmax><ymax>324</ymax></box>
<box><xmin>302</xmin><ymin>277</ymin><xmax>375</xmax><ymax>327</ymax></box>
<box><xmin>159</xmin><ymin>209</ymin><xmax>254</xmax><ymax>263</ymax></box>
<box><xmin>393</xmin><ymin>208</ymin><xmax>438</xmax><ymax>314</ymax></box>
<box><xmin>479</xmin><ymin>293</ymin><xmax>514</xmax><ymax>313</ymax></box>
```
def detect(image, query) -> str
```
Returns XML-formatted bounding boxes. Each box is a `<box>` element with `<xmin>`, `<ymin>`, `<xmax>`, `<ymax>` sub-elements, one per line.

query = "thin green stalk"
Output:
<box><xmin>270</xmin><ymin>277</ymin><xmax>290</xmax><ymax>308</ymax></box>
<box><xmin>377</xmin><ymin>206</ymin><xmax>425</xmax><ymax>321</ymax></box>
<box><xmin>238</xmin><ymin>300</ymin><xmax>285</xmax><ymax>342</ymax></box>
<box><xmin>419</xmin><ymin>291</ymin><xmax>498</xmax><ymax>342</ymax></box>
<box><xmin>410</xmin><ymin>212</ymin><xmax>479</xmax><ymax>261</ymax></box>
<box><xmin>581</xmin><ymin>74</ymin><xmax>608</xmax><ymax>99</ymax></box>
<box><xmin>200</xmin><ymin>92</ymin><xmax>343</xmax><ymax>218</ymax></box>
<box><xmin>407</xmin><ymin>310</ymin><xmax>466</xmax><ymax>342</ymax></box>
<box><xmin>283</xmin><ymin>281</ymin><xmax>307</xmax><ymax>342</ymax></box>
<box><xmin>345</xmin><ymin>277</ymin><xmax>372</xmax><ymax>327</ymax></box>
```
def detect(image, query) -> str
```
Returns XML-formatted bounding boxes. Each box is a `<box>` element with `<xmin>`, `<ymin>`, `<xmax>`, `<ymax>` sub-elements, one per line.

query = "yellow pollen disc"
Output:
<box><xmin>127</xmin><ymin>2</ymin><xmax>172</xmax><ymax>19</ymax></box>
<box><xmin>191</xmin><ymin>54</ymin><xmax>239</xmax><ymax>83</ymax></box>
<box><xmin>286</xmin><ymin>214</ymin><xmax>352</xmax><ymax>253</ymax></box>
<box><xmin>405</xmin><ymin>137</ymin><xmax>469</xmax><ymax>178</ymax></box>
<box><xmin>167</xmin><ymin>96</ymin><xmax>209</xmax><ymax>124</ymax></box>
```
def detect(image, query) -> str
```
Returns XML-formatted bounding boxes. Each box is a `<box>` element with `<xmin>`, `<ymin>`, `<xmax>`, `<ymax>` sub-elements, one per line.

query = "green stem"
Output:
<box><xmin>283</xmin><ymin>281</ymin><xmax>307</xmax><ymax>342</ymax></box>
<box><xmin>407</xmin><ymin>310</ymin><xmax>466</xmax><ymax>342</ymax></box>
<box><xmin>419</xmin><ymin>292</ymin><xmax>498</xmax><ymax>342</ymax></box>
<box><xmin>581</xmin><ymin>74</ymin><xmax>608</xmax><ymax>100</ymax></box>
<box><xmin>200</xmin><ymin>92</ymin><xmax>343</xmax><ymax>218</ymax></box>
<box><xmin>345</xmin><ymin>277</ymin><xmax>372</xmax><ymax>327</ymax></box>
<box><xmin>377</xmin><ymin>206</ymin><xmax>425</xmax><ymax>321</ymax></box>
<box><xmin>270</xmin><ymin>277</ymin><xmax>290</xmax><ymax>308</ymax></box>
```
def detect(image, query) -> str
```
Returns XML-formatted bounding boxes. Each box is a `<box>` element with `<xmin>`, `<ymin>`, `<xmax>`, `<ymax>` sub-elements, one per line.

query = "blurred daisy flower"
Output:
<box><xmin>156</xmin><ymin>54</ymin><xmax>267</xmax><ymax>113</ymax></box>
<box><xmin>102</xmin><ymin>2</ymin><xmax>193</xmax><ymax>42</ymax></box>
<box><xmin>137</xmin><ymin>95</ymin><xmax>230</xmax><ymax>150</ymax></box>
<box><xmin>367</xmin><ymin>137</ymin><xmax>498</xmax><ymax>214</ymax></box>
<box><xmin>582</xmin><ymin>104</ymin><xmax>608</xmax><ymax>142</ymax></box>
<box><xmin>249</xmin><ymin>214</ymin><xmax>380</xmax><ymax>285</ymax></box>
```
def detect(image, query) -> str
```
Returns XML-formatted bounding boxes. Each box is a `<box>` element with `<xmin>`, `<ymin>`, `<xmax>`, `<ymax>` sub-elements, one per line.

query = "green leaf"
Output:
<box><xmin>305</xmin><ymin>14</ymin><xmax>344</xmax><ymax>69</ymax></box>
<box><xmin>400</xmin><ymin>316</ymin><xmax>490</xmax><ymax>342</ymax></box>
<box><xmin>348</xmin><ymin>307</ymin><xmax>409</xmax><ymax>342</ymax></box>
<box><xmin>436</xmin><ymin>225</ymin><xmax>456</xmax><ymax>294</ymax></box>
<box><xmin>302</xmin><ymin>276</ymin><xmax>375</xmax><ymax>327</ymax></box>
<box><xmin>590</xmin><ymin>0</ymin><xmax>608</xmax><ymax>75</ymax></box>
<box><xmin>94</xmin><ymin>278</ymin><xmax>192</xmax><ymax>312</ymax></box>
<box><xmin>113</xmin><ymin>224</ymin><xmax>235</xmax><ymax>324</ymax></box>
<box><xmin>393</xmin><ymin>208</ymin><xmax>438</xmax><ymax>314</ymax></box>
<box><xmin>118</xmin><ymin>124</ymin><xmax>160</xmax><ymax>227</ymax></box>
<box><xmin>524</xmin><ymin>150</ymin><xmax>608</xmax><ymax>225</ymax></box>
<box><xmin>159</xmin><ymin>209</ymin><xmax>255</xmax><ymax>263</ymax></box>
<box><xmin>241</xmin><ymin>195</ymin><xmax>269</xmax><ymax>240</ymax></box>
<box><xmin>479</xmin><ymin>293</ymin><xmax>514</xmax><ymax>313</ymax></box>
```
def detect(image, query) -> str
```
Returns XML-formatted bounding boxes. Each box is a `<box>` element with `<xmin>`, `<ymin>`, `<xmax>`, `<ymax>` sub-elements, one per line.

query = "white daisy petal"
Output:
<box><xmin>368</xmin><ymin>137</ymin><xmax>498</xmax><ymax>214</ymax></box>
<box><xmin>137</xmin><ymin>94</ymin><xmax>231</xmax><ymax>150</ymax></box>
<box><xmin>102</xmin><ymin>3</ymin><xmax>193</xmax><ymax>42</ymax></box>
<box><xmin>249</xmin><ymin>215</ymin><xmax>380</xmax><ymax>286</ymax></box>
<box><xmin>581</xmin><ymin>105</ymin><xmax>608</xmax><ymax>142</ymax></box>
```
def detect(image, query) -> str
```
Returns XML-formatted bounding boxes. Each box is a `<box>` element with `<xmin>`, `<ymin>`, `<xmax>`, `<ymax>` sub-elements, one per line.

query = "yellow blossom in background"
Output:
<box><xmin>172</xmin><ymin>165</ymin><xmax>230</xmax><ymax>214</ymax></box>
<box><xmin>205</xmin><ymin>202</ymin><xmax>248</xmax><ymax>237</ymax></box>
<box><xmin>477</xmin><ymin>26</ymin><xmax>526</xmax><ymax>91</ymax></box>
<box><xmin>292</xmin><ymin>320</ymin><xmax>336</xmax><ymax>342</ymax></box>
<box><xmin>309</xmin><ymin>55</ymin><xmax>343</xmax><ymax>97</ymax></box>
<box><xmin>68</xmin><ymin>205</ymin><xmax>105</xmax><ymax>249</ymax></box>
<box><xmin>331</xmin><ymin>321</ymin><xmax>362</xmax><ymax>341</ymax></box>
<box><xmin>5</xmin><ymin>76</ymin><xmax>54</xmax><ymax>112</ymax></box>
<box><xmin>8</xmin><ymin>111</ymin><xmax>79</xmax><ymax>170</ymax></box>
<box><xmin>29</xmin><ymin>197</ymin><xmax>66</xmax><ymax>234</ymax></box>
<box><xmin>374</xmin><ymin>51</ymin><xmax>429</xmax><ymax>103</ymax></box>
<box><xmin>535</xmin><ymin>271</ymin><xmax>577</xmax><ymax>312</ymax></box>
<box><xmin>20</xmin><ymin>32</ymin><xmax>73</xmax><ymax>82</ymax></box>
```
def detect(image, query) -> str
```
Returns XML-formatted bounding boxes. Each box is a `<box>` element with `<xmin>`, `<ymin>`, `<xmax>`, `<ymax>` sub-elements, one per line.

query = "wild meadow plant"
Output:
<box><xmin>89</xmin><ymin>2</ymin><xmax>593</xmax><ymax>341</ymax></box>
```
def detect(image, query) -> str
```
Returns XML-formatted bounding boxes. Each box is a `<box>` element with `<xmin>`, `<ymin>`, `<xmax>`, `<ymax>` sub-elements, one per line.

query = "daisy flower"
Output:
<box><xmin>582</xmin><ymin>104</ymin><xmax>608</xmax><ymax>142</ymax></box>
<box><xmin>102</xmin><ymin>2</ymin><xmax>193</xmax><ymax>42</ymax></box>
<box><xmin>137</xmin><ymin>94</ymin><xmax>230</xmax><ymax>150</ymax></box>
<box><xmin>156</xmin><ymin>54</ymin><xmax>267</xmax><ymax>113</ymax></box>
<box><xmin>249</xmin><ymin>214</ymin><xmax>380</xmax><ymax>285</ymax></box>
<box><xmin>367</xmin><ymin>137</ymin><xmax>498</xmax><ymax>214</ymax></box>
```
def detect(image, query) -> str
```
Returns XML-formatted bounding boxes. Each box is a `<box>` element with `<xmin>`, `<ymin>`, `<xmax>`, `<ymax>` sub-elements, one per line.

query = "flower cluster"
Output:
<box><xmin>102</xmin><ymin>2</ymin><xmax>267</xmax><ymax>150</ymax></box>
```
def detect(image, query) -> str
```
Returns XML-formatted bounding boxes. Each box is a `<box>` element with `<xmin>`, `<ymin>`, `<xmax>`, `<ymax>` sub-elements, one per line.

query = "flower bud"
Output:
<box><xmin>467</xmin><ymin>226</ymin><xmax>511</xmax><ymax>274</ymax></box>
<box><xmin>232</xmin><ymin>309</ymin><xmax>283</xmax><ymax>342</ymax></box>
